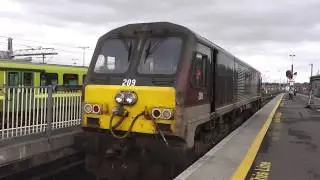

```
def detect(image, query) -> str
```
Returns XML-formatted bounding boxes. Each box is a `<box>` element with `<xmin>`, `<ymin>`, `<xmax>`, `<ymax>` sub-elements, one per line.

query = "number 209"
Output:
<box><xmin>122</xmin><ymin>79</ymin><xmax>136</xmax><ymax>86</ymax></box>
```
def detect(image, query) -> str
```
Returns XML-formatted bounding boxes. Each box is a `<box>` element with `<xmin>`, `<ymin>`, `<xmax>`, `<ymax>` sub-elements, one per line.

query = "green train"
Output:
<box><xmin>0</xmin><ymin>59</ymin><xmax>87</xmax><ymax>115</ymax></box>
<box><xmin>0</xmin><ymin>59</ymin><xmax>87</xmax><ymax>88</ymax></box>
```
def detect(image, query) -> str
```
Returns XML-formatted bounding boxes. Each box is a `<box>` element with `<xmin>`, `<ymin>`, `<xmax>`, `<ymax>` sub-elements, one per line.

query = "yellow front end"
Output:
<box><xmin>83</xmin><ymin>85</ymin><xmax>176</xmax><ymax>134</ymax></box>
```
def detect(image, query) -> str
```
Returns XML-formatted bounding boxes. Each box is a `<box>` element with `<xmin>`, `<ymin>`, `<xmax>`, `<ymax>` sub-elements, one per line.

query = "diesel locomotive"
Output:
<box><xmin>76</xmin><ymin>22</ymin><xmax>262</xmax><ymax>178</ymax></box>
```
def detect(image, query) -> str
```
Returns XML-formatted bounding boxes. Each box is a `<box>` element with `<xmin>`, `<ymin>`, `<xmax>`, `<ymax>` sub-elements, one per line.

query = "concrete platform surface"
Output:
<box><xmin>245</xmin><ymin>94</ymin><xmax>320</xmax><ymax>180</ymax></box>
<box><xmin>0</xmin><ymin>127</ymin><xmax>82</xmax><ymax>178</ymax></box>
<box><xmin>0</xmin><ymin>127</ymin><xmax>81</xmax><ymax>166</ymax></box>
<box><xmin>174</xmin><ymin>94</ymin><xmax>283</xmax><ymax>180</ymax></box>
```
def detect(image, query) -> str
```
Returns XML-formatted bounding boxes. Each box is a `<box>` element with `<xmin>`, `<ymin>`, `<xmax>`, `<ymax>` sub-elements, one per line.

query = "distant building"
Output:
<box><xmin>294</xmin><ymin>82</ymin><xmax>309</xmax><ymax>93</ymax></box>
<box><xmin>0</xmin><ymin>51</ymin><xmax>10</xmax><ymax>59</ymax></box>
<box><xmin>310</xmin><ymin>75</ymin><xmax>320</xmax><ymax>97</ymax></box>
<box><xmin>0</xmin><ymin>37</ymin><xmax>13</xmax><ymax>59</ymax></box>
<box><xmin>261</xmin><ymin>82</ymin><xmax>284</xmax><ymax>94</ymax></box>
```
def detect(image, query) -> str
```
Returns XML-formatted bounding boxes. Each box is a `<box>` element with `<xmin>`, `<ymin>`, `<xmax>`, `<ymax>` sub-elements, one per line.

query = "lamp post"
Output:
<box><xmin>78</xmin><ymin>46</ymin><xmax>90</xmax><ymax>66</ymax></box>
<box><xmin>309</xmin><ymin>63</ymin><xmax>313</xmax><ymax>77</ymax></box>
<box><xmin>289</xmin><ymin>54</ymin><xmax>296</xmax><ymax>89</ymax></box>
<box><xmin>289</xmin><ymin>54</ymin><xmax>295</xmax><ymax>75</ymax></box>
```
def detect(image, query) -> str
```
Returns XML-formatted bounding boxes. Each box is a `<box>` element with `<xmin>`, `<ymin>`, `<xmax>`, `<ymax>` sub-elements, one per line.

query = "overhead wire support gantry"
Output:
<box><xmin>12</xmin><ymin>47</ymin><xmax>58</xmax><ymax>63</ymax></box>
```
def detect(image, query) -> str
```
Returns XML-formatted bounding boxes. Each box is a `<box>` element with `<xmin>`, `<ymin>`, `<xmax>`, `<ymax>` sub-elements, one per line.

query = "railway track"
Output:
<box><xmin>1</xmin><ymin>153</ymin><xmax>88</xmax><ymax>180</ymax></box>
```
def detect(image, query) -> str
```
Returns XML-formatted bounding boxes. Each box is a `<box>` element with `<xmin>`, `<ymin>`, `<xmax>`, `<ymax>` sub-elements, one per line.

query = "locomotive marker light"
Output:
<box><xmin>84</xmin><ymin>104</ymin><xmax>93</xmax><ymax>113</ymax></box>
<box><xmin>92</xmin><ymin>104</ymin><xmax>101</xmax><ymax>114</ymax></box>
<box><xmin>151</xmin><ymin>108</ymin><xmax>162</xmax><ymax>119</ymax></box>
<box><xmin>161</xmin><ymin>109</ymin><xmax>172</xmax><ymax>119</ymax></box>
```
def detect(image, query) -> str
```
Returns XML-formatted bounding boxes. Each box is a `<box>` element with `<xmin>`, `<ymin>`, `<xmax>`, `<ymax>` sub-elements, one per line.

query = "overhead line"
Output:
<box><xmin>0</xmin><ymin>34</ymin><xmax>89</xmax><ymax>49</ymax></box>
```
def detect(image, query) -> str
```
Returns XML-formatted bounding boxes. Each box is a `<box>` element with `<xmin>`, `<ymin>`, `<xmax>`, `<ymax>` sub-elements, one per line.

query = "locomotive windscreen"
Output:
<box><xmin>138</xmin><ymin>37</ymin><xmax>182</xmax><ymax>74</ymax></box>
<box><xmin>94</xmin><ymin>38</ymin><xmax>135</xmax><ymax>74</ymax></box>
<box><xmin>88</xmin><ymin>25</ymin><xmax>187</xmax><ymax>86</ymax></box>
<box><xmin>93</xmin><ymin>36</ymin><xmax>182</xmax><ymax>75</ymax></box>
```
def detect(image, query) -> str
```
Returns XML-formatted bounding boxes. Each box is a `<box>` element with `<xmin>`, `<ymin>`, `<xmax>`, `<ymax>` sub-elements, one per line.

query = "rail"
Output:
<box><xmin>0</xmin><ymin>86</ymin><xmax>82</xmax><ymax>140</ymax></box>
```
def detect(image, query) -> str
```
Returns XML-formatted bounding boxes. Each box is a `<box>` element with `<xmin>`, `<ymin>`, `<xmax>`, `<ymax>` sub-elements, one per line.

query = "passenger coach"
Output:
<box><xmin>77</xmin><ymin>22</ymin><xmax>262</xmax><ymax>177</ymax></box>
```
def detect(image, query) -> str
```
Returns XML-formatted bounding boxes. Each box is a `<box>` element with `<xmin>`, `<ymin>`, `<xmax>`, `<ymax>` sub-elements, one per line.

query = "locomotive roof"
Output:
<box><xmin>102</xmin><ymin>21</ymin><xmax>260</xmax><ymax>73</ymax></box>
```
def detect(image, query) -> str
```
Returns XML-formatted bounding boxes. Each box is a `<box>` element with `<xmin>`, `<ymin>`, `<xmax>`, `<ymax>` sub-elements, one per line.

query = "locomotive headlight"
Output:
<box><xmin>162</xmin><ymin>109</ymin><xmax>172</xmax><ymax>119</ymax></box>
<box><xmin>125</xmin><ymin>92</ymin><xmax>137</xmax><ymax>105</ymax></box>
<box><xmin>115</xmin><ymin>92</ymin><xmax>125</xmax><ymax>104</ymax></box>
<box><xmin>83</xmin><ymin>104</ymin><xmax>93</xmax><ymax>113</ymax></box>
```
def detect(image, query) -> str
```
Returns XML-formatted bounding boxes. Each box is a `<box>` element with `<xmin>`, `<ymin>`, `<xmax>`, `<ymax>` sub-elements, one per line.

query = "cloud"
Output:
<box><xmin>12</xmin><ymin>0</ymin><xmax>320</xmax><ymax>43</ymax></box>
<box><xmin>0</xmin><ymin>0</ymin><xmax>319</xmax><ymax>82</ymax></box>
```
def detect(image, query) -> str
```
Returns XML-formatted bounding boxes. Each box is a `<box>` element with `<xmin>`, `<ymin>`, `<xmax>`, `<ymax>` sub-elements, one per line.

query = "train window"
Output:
<box><xmin>23</xmin><ymin>72</ymin><xmax>33</xmax><ymax>86</ymax></box>
<box><xmin>63</xmin><ymin>74</ymin><xmax>78</xmax><ymax>85</ymax></box>
<box><xmin>191</xmin><ymin>53</ymin><xmax>207</xmax><ymax>88</ymax></box>
<box><xmin>40</xmin><ymin>73</ymin><xmax>58</xmax><ymax>86</ymax></box>
<box><xmin>138</xmin><ymin>37</ymin><xmax>182</xmax><ymax>74</ymax></box>
<box><xmin>94</xmin><ymin>39</ymin><xmax>134</xmax><ymax>74</ymax></box>
<box><xmin>8</xmin><ymin>72</ymin><xmax>20</xmax><ymax>86</ymax></box>
<box><xmin>7</xmin><ymin>71</ymin><xmax>34</xmax><ymax>86</ymax></box>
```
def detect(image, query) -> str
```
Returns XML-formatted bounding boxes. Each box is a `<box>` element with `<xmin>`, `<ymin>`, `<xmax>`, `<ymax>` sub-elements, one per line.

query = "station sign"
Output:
<box><xmin>289</xmin><ymin>80</ymin><xmax>295</xmax><ymax>86</ymax></box>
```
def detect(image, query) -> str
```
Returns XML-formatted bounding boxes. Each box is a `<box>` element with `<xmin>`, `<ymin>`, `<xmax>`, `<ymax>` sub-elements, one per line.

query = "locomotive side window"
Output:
<box><xmin>94</xmin><ymin>39</ymin><xmax>134</xmax><ymax>74</ymax></box>
<box><xmin>191</xmin><ymin>52</ymin><xmax>207</xmax><ymax>88</ymax></box>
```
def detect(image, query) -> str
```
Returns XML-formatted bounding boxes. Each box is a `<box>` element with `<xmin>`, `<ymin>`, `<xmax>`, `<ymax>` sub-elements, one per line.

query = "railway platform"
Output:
<box><xmin>0</xmin><ymin>86</ymin><xmax>84</xmax><ymax>179</ymax></box>
<box><xmin>175</xmin><ymin>93</ymin><xmax>320</xmax><ymax>180</ymax></box>
<box><xmin>0</xmin><ymin>127</ymin><xmax>82</xmax><ymax>179</ymax></box>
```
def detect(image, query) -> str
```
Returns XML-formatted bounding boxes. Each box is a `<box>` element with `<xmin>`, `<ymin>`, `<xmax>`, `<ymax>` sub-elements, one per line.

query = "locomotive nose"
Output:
<box><xmin>83</xmin><ymin>85</ymin><xmax>176</xmax><ymax>136</ymax></box>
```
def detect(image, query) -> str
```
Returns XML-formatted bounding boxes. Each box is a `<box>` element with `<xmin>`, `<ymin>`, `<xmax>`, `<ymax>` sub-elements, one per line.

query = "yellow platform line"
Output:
<box><xmin>231</xmin><ymin>94</ymin><xmax>284</xmax><ymax>180</ymax></box>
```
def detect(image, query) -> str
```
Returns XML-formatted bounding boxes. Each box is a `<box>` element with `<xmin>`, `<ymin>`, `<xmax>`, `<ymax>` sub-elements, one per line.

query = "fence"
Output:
<box><xmin>0</xmin><ymin>86</ymin><xmax>82</xmax><ymax>140</ymax></box>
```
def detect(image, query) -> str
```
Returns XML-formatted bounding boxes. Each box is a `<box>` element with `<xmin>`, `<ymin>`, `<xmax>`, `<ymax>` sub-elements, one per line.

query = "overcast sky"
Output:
<box><xmin>1</xmin><ymin>0</ymin><xmax>320</xmax><ymax>83</ymax></box>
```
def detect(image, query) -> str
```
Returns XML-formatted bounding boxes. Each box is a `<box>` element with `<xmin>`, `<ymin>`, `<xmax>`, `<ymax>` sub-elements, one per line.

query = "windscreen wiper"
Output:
<box><xmin>143</xmin><ymin>41</ymin><xmax>152</xmax><ymax>63</ymax></box>
<box><xmin>143</xmin><ymin>38</ymin><xmax>166</xmax><ymax>63</ymax></box>
<box><xmin>127</xmin><ymin>41</ymin><xmax>132</xmax><ymax>62</ymax></box>
<box><xmin>122</xmin><ymin>39</ymin><xmax>133</xmax><ymax>62</ymax></box>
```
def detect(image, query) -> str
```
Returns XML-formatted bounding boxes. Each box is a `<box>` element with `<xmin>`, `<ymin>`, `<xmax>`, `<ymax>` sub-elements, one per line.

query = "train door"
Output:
<box><xmin>190</xmin><ymin>53</ymin><xmax>208</xmax><ymax>104</ymax></box>
<box><xmin>186</xmin><ymin>43</ymin><xmax>213</xmax><ymax>109</ymax></box>
<box><xmin>194</xmin><ymin>43</ymin><xmax>212</xmax><ymax>108</ymax></box>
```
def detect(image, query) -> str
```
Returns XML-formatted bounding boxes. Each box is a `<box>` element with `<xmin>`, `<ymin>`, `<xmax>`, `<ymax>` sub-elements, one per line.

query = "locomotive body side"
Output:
<box><xmin>180</xmin><ymin>36</ymin><xmax>261</xmax><ymax>150</ymax></box>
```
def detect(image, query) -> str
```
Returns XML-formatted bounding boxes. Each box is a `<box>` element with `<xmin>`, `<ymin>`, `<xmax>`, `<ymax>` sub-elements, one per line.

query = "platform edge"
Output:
<box><xmin>230</xmin><ymin>94</ymin><xmax>284</xmax><ymax>180</ymax></box>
